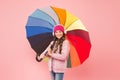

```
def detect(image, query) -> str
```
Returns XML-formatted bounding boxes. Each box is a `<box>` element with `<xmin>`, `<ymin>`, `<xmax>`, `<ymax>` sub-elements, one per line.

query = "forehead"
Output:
<box><xmin>55</xmin><ymin>30</ymin><xmax>63</xmax><ymax>32</ymax></box>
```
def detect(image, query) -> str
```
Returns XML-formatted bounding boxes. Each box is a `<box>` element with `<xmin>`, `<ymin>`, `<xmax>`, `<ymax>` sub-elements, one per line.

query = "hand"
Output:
<box><xmin>47</xmin><ymin>48</ymin><xmax>52</xmax><ymax>56</ymax></box>
<box><xmin>48</xmin><ymin>48</ymin><xmax>52</xmax><ymax>53</ymax></box>
<box><xmin>40</xmin><ymin>53</ymin><xmax>45</xmax><ymax>59</ymax></box>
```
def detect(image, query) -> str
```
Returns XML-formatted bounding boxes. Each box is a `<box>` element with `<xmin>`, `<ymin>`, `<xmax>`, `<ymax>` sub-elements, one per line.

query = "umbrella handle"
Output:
<box><xmin>36</xmin><ymin>54</ymin><xmax>43</xmax><ymax>62</ymax></box>
<box><xmin>36</xmin><ymin>51</ymin><xmax>48</xmax><ymax>62</ymax></box>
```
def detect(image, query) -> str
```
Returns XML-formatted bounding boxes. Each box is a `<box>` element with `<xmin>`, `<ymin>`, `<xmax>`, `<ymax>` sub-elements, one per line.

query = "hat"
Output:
<box><xmin>53</xmin><ymin>25</ymin><xmax>64</xmax><ymax>33</ymax></box>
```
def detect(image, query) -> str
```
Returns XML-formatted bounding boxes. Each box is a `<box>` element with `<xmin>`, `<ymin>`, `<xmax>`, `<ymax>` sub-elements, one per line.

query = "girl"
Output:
<box><xmin>40</xmin><ymin>25</ymin><xmax>70</xmax><ymax>80</ymax></box>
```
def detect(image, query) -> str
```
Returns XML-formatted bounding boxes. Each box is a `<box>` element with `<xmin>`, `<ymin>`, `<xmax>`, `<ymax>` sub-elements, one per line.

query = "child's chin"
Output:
<box><xmin>57</xmin><ymin>37</ymin><xmax>62</xmax><ymax>39</ymax></box>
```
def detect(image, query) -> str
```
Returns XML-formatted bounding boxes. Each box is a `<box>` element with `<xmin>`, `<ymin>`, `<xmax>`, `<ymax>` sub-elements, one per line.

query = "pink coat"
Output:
<box><xmin>43</xmin><ymin>40</ymin><xmax>70</xmax><ymax>73</ymax></box>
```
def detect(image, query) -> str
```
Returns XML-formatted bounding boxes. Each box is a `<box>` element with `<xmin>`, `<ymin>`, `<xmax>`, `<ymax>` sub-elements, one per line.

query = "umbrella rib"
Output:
<box><xmin>36</xmin><ymin>9</ymin><xmax>57</xmax><ymax>25</ymax></box>
<box><xmin>65</xmin><ymin>19</ymin><xmax>78</xmax><ymax>30</ymax></box>
<box><xmin>29</xmin><ymin>16</ymin><xmax>54</xmax><ymax>27</ymax></box>
<box><xmin>26</xmin><ymin>26</ymin><xmax>53</xmax><ymax>31</ymax></box>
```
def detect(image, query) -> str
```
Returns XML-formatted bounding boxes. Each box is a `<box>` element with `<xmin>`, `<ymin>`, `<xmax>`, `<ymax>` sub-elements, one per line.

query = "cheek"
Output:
<box><xmin>60</xmin><ymin>34</ymin><xmax>63</xmax><ymax>36</ymax></box>
<box><xmin>60</xmin><ymin>33</ymin><xmax>63</xmax><ymax>36</ymax></box>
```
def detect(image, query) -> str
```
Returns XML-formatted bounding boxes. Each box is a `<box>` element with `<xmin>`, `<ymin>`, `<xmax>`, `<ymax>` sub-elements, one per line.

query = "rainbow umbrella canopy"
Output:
<box><xmin>25</xmin><ymin>6</ymin><xmax>91</xmax><ymax>68</ymax></box>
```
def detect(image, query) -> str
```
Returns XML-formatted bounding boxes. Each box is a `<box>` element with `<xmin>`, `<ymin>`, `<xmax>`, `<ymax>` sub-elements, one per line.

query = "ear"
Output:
<box><xmin>64</xmin><ymin>30</ymin><xmax>67</xmax><ymax>34</ymax></box>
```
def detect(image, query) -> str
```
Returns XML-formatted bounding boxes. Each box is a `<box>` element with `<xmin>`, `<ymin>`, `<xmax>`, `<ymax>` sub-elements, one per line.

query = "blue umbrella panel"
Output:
<box><xmin>26</xmin><ymin>16</ymin><xmax>54</xmax><ymax>61</ymax></box>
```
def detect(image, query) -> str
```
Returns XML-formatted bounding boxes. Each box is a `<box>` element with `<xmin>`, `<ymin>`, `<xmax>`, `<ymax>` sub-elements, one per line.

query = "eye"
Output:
<box><xmin>58</xmin><ymin>30</ymin><xmax>62</xmax><ymax>33</ymax></box>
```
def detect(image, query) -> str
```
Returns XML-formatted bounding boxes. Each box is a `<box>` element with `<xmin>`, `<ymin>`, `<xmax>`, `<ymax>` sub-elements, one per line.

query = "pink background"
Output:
<box><xmin>0</xmin><ymin>0</ymin><xmax>120</xmax><ymax>80</ymax></box>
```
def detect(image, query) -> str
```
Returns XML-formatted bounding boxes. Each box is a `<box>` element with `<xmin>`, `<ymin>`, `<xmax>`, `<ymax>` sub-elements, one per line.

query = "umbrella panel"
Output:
<box><xmin>27</xmin><ymin>33</ymin><xmax>53</xmax><ymax>55</ymax></box>
<box><xmin>67</xmin><ymin>34</ymin><xmax>91</xmax><ymax>64</ymax></box>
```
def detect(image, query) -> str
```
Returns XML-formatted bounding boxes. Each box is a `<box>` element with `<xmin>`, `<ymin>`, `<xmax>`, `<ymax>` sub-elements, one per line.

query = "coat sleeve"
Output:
<box><xmin>51</xmin><ymin>40</ymin><xmax>70</xmax><ymax>61</ymax></box>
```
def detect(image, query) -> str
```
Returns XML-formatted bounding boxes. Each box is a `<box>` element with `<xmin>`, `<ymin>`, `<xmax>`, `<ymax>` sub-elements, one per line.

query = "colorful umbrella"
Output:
<box><xmin>25</xmin><ymin>6</ymin><xmax>91</xmax><ymax>68</ymax></box>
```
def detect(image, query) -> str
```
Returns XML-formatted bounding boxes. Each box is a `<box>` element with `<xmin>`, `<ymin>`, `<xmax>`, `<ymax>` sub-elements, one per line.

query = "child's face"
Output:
<box><xmin>55</xmin><ymin>30</ymin><xmax>63</xmax><ymax>39</ymax></box>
